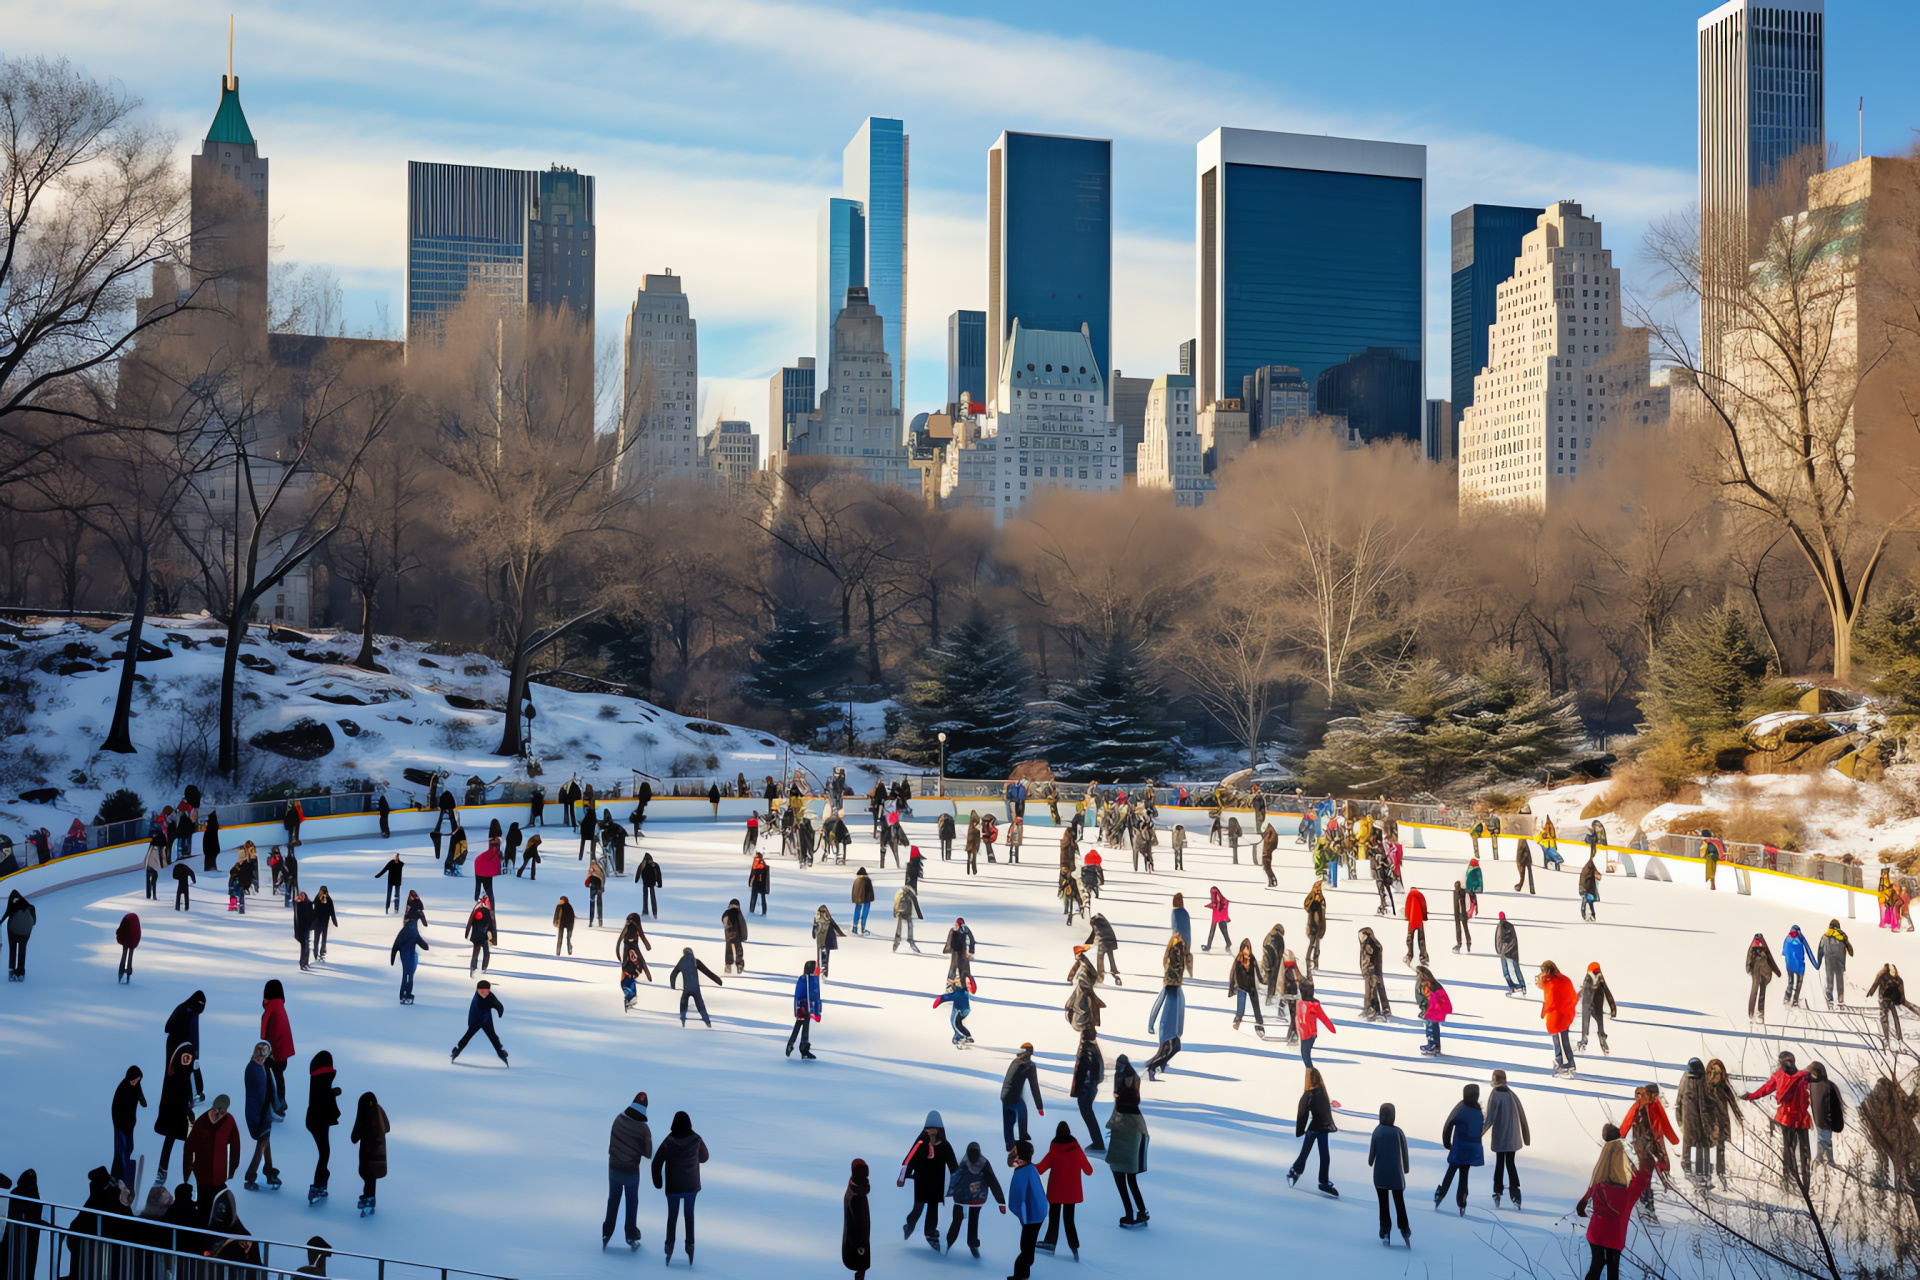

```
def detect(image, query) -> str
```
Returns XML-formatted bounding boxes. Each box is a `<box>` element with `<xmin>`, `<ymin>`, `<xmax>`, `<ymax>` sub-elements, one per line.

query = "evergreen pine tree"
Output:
<box><xmin>895</xmin><ymin>613</ymin><xmax>1031</xmax><ymax>777</ymax></box>
<box><xmin>1028</xmin><ymin>634</ymin><xmax>1183</xmax><ymax>780</ymax></box>
<box><xmin>1301</xmin><ymin>657</ymin><xmax>1585</xmax><ymax>796</ymax></box>
<box><xmin>740</xmin><ymin>607</ymin><xmax>857</xmax><ymax>738</ymax></box>
<box><xmin>1639</xmin><ymin>608</ymin><xmax>1769</xmax><ymax>737</ymax></box>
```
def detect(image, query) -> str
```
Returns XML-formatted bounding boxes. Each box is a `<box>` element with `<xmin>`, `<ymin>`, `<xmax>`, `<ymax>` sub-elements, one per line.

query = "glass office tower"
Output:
<box><xmin>988</xmin><ymin>131</ymin><xmax>1112</xmax><ymax>410</ymax></box>
<box><xmin>816</xmin><ymin>197</ymin><xmax>866</xmax><ymax>380</ymax></box>
<box><xmin>407</xmin><ymin>161</ymin><xmax>594</xmax><ymax>344</ymax></box>
<box><xmin>844</xmin><ymin>118</ymin><xmax>908</xmax><ymax>409</ymax></box>
<box><xmin>1195</xmin><ymin>128</ymin><xmax>1424</xmax><ymax>441</ymax></box>
<box><xmin>948</xmin><ymin>309</ymin><xmax>985</xmax><ymax>409</ymax></box>
<box><xmin>1451</xmin><ymin>204</ymin><xmax>1543</xmax><ymax>443</ymax></box>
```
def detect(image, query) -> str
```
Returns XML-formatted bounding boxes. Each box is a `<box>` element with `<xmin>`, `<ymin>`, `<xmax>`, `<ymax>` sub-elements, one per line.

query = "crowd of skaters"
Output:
<box><xmin>4</xmin><ymin>774</ymin><xmax>1920</xmax><ymax>1280</ymax></box>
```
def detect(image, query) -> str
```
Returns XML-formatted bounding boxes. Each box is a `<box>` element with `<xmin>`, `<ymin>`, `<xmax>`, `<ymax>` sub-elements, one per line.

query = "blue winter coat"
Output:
<box><xmin>934</xmin><ymin>986</ymin><xmax>971</xmax><ymax>1017</ymax></box>
<box><xmin>1148</xmin><ymin>986</ymin><xmax>1185</xmax><ymax>1041</ymax></box>
<box><xmin>1782</xmin><ymin>928</ymin><xmax>1817</xmax><ymax>974</ymax></box>
<box><xmin>1442</xmin><ymin>1101</ymin><xmax>1485</xmax><ymax>1167</ymax></box>
<box><xmin>1170</xmin><ymin>907</ymin><xmax>1192</xmax><ymax>946</ymax></box>
<box><xmin>243</xmin><ymin>1059</ymin><xmax>274</xmax><ymax>1140</ymax></box>
<box><xmin>794</xmin><ymin>971</ymin><xmax>822</xmax><ymax>1019</ymax></box>
<box><xmin>467</xmin><ymin>990</ymin><xmax>504</xmax><ymax>1030</ymax></box>
<box><xmin>1008</xmin><ymin>1163</ymin><xmax>1049</xmax><ymax>1225</ymax></box>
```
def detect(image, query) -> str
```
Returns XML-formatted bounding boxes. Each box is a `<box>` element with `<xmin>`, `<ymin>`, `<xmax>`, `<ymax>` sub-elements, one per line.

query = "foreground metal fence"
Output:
<box><xmin>0</xmin><ymin>1193</ymin><xmax>512</xmax><ymax>1280</ymax></box>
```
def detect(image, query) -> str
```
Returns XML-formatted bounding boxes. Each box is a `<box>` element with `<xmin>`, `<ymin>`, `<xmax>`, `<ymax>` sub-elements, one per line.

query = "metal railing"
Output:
<box><xmin>0</xmin><ymin>1191</ymin><xmax>513</xmax><ymax>1280</ymax></box>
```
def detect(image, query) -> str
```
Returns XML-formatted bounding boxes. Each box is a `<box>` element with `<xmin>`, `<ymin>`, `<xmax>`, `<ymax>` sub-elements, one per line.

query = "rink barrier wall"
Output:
<box><xmin>0</xmin><ymin>1190</ymin><xmax>516</xmax><ymax>1279</ymax></box>
<box><xmin>5</xmin><ymin>785</ymin><xmax>1892</xmax><ymax>926</ymax></box>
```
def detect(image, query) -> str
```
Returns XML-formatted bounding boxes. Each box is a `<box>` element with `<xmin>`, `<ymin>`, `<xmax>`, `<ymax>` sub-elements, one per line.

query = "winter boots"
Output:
<box><xmin>357</xmin><ymin>1195</ymin><xmax>376</xmax><ymax>1217</ymax></box>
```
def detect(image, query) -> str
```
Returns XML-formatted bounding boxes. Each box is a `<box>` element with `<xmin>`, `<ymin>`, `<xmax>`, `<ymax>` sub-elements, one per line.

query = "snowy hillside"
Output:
<box><xmin>0</xmin><ymin>615</ymin><xmax>905</xmax><ymax>835</ymax></box>
<box><xmin>0</xmin><ymin>800</ymin><xmax>1912</xmax><ymax>1279</ymax></box>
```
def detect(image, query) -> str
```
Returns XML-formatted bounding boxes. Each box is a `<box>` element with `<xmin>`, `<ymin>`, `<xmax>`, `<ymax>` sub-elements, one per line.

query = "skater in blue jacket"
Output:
<box><xmin>934</xmin><ymin>975</ymin><xmax>973</xmax><ymax>1046</ymax></box>
<box><xmin>787</xmin><ymin>960</ymin><xmax>822</xmax><ymax>1059</ymax></box>
<box><xmin>1781</xmin><ymin>925</ymin><xmax>1818</xmax><ymax>1008</ymax></box>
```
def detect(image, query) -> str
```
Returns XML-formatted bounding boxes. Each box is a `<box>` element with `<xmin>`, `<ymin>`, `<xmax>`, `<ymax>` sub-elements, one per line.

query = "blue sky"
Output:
<box><xmin>15</xmin><ymin>0</ymin><xmax>1920</xmax><ymax>442</ymax></box>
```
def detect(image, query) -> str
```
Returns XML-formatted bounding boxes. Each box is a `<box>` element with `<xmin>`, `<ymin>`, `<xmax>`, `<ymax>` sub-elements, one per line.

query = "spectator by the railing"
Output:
<box><xmin>4</xmin><ymin>1167</ymin><xmax>42</xmax><ymax>1276</ymax></box>
<box><xmin>63</xmin><ymin>817</ymin><xmax>87</xmax><ymax>857</ymax></box>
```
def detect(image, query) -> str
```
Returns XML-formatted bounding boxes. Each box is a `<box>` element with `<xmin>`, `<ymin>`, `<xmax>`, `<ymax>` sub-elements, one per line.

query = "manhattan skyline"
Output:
<box><xmin>11</xmin><ymin>0</ymin><xmax>1919</xmax><ymax>449</ymax></box>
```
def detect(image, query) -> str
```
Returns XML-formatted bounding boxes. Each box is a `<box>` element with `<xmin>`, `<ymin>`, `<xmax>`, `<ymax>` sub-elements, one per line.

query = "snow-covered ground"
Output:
<box><xmin>0</xmin><ymin>617</ymin><xmax>909</xmax><ymax>839</ymax></box>
<box><xmin>3</xmin><ymin>802</ymin><xmax>1914</xmax><ymax>1279</ymax></box>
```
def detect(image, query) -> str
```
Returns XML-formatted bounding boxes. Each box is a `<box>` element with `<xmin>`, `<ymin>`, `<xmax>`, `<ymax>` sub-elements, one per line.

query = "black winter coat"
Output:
<box><xmin>1295</xmin><ymin>1086</ymin><xmax>1335</xmax><ymax>1136</ymax></box>
<box><xmin>842</xmin><ymin>1170</ymin><xmax>871</xmax><ymax>1273</ymax></box>
<box><xmin>903</xmin><ymin>1131</ymin><xmax>957</xmax><ymax>1200</ymax></box>
<box><xmin>651</xmin><ymin>1130</ymin><xmax>709</xmax><ymax>1194</ymax></box>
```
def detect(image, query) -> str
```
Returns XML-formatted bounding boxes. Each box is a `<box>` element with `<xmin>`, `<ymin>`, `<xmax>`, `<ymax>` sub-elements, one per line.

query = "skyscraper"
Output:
<box><xmin>768</xmin><ymin>358</ymin><xmax>817</xmax><ymax>465</ymax></box>
<box><xmin>1457</xmin><ymin>202</ymin><xmax>1656</xmax><ymax>508</ymax></box>
<box><xmin>1136</xmin><ymin>374</ymin><xmax>1204</xmax><ymax>504</ymax></box>
<box><xmin>1451</xmin><ymin>204</ymin><xmax>1544</xmax><ymax>441</ymax></box>
<box><xmin>947</xmin><ymin>309</ymin><xmax>986</xmax><ymax>410</ymax></box>
<box><xmin>1699</xmin><ymin>0</ymin><xmax>1824</xmax><ymax>372</ymax></box>
<box><xmin>817</xmin><ymin>197</ymin><xmax>865</xmax><ymax>379</ymax></box>
<box><xmin>191</xmin><ymin>73</ymin><xmax>269</xmax><ymax>361</ymax></box>
<box><xmin>844</xmin><ymin>118</ymin><xmax>908</xmax><ymax>410</ymax></box>
<box><xmin>987</xmin><ymin>132</ymin><xmax>1112</xmax><ymax>411</ymax></box>
<box><xmin>790</xmin><ymin>286</ymin><xmax>913</xmax><ymax>490</ymax></box>
<box><xmin>619</xmin><ymin>272</ymin><xmax>699</xmax><ymax>487</ymax></box>
<box><xmin>405</xmin><ymin>161</ymin><xmax>596</xmax><ymax>344</ymax></box>
<box><xmin>1196</xmin><ymin>128</ymin><xmax>1425</xmax><ymax>442</ymax></box>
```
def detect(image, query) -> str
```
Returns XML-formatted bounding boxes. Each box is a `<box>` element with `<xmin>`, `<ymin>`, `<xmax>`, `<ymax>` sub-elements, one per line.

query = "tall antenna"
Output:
<box><xmin>227</xmin><ymin>15</ymin><xmax>234</xmax><ymax>88</ymax></box>
<box><xmin>1859</xmin><ymin>96</ymin><xmax>1864</xmax><ymax>163</ymax></box>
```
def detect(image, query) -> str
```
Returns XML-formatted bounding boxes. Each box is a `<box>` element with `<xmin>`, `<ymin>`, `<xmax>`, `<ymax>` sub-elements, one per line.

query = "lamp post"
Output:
<box><xmin>937</xmin><ymin>732</ymin><xmax>947</xmax><ymax>798</ymax></box>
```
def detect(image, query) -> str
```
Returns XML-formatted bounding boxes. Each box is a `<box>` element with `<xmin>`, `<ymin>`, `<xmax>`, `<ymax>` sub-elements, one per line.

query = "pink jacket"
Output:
<box><xmin>1208</xmin><ymin>889</ymin><xmax>1230</xmax><ymax>923</ymax></box>
<box><xmin>1422</xmin><ymin>986</ymin><xmax>1453</xmax><ymax>1023</ymax></box>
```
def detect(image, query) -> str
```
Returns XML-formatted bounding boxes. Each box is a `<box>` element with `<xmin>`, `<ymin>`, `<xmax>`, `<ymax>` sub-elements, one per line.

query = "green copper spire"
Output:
<box><xmin>206</xmin><ymin>75</ymin><xmax>255</xmax><ymax>146</ymax></box>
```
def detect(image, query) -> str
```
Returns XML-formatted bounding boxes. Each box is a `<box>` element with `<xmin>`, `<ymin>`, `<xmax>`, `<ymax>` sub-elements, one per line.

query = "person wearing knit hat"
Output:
<box><xmin>604</xmin><ymin>1090</ymin><xmax>652</xmax><ymax>1250</ymax></box>
<box><xmin>1579</xmin><ymin>963</ymin><xmax>1617</xmax><ymax>1056</ymax></box>
<box><xmin>843</xmin><ymin>1158</ymin><xmax>871</xmax><ymax>1277</ymax></box>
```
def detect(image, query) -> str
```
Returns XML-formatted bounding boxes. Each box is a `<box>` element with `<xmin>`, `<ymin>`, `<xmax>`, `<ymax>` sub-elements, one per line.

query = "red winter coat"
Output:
<box><xmin>1404</xmin><ymin>888</ymin><xmax>1427</xmax><ymax>931</ymax></box>
<box><xmin>183</xmin><ymin>1109</ymin><xmax>240</xmax><ymax>1187</ymax></box>
<box><xmin>1744</xmin><ymin>1067</ymin><xmax>1812</xmax><ymax>1128</ymax></box>
<box><xmin>1035</xmin><ymin>1137</ymin><xmax>1093</xmax><ymax>1204</ymax></box>
<box><xmin>260</xmin><ymin>998</ymin><xmax>296</xmax><ymax>1062</ymax></box>
<box><xmin>475</xmin><ymin>848</ymin><xmax>502</xmax><ymax>878</ymax></box>
<box><xmin>1208</xmin><ymin>888</ymin><xmax>1229</xmax><ymax>923</ymax></box>
<box><xmin>116</xmin><ymin>913</ymin><xmax>142</xmax><ymax>948</ymax></box>
<box><xmin>1295</xmin><ymin>999</ymin><xmax>1338</xmax><ymax>1039</ymax></box>
<box><xmin>1540</xmin><ymin>973</ymin><xmax>1577</xmax><ymax>1034</ymax></box>
<box><xmin>1621</xmin><ymin>1097</ymin><xmax>1679</xmax><ymax>1146</ymax></box>
<box><xmin>1580</xmin><ymin>1165</ymin><xmax>1654</xmax><ymax>1251</ymax></box>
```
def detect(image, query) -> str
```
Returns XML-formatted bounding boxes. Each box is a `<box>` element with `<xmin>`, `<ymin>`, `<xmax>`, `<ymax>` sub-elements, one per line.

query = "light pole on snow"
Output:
<box><xmin>937</xmin><ymin>731</ymin><xmax>947</xmax><ymax>798</ymax></box>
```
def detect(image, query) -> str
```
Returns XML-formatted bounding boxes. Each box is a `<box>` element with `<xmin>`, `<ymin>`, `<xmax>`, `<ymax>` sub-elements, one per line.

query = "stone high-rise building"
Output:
<box><xmin>1136</xmin><ymin>374</ymin><xmax>1203</xmax><ymax>504</ymax></box>
<box><xmin>786</xmin><ymin>286</ymin><xmax>913</xmax><ymax>490</ymax></box>
<box><xmin>620</xmin><ymin>272</ymin><xmax>700</xmax><ymax>487</ymax></box>
<box><xmin>1457</xmin><ymin>202</ymin><xmax>1657</xmax><ymax>508</ymax></box>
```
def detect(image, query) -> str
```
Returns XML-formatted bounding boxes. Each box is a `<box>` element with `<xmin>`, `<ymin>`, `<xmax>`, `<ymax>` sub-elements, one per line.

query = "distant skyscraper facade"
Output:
<box><xmin>988</xmin><ymin>132</ymin><xmax>1112</xmax><ymax>412</ymax></box>
<box><xmin>1136</xmin><ymin>374</ymin><xmax>1203</xmax><ymax>504</ymax></box>
<box><xmin>1196</xmin><ymin>128</ymin><xmax>1425</xmax><ymax>442</ymax></box>
<box><xmin>1112</xmin><ymin>372</ymin><xmax>1151</xmax><ymax>478</ymax></box>
<box><xmin>789</xmin><ymin>286</ymin><xmax>913</xmax><ymax>490</ymax></box>
<box><xmin>406</xmin><ymin>162</ymin><xmax>595</xmax><ymax>344</ymax></box>
<box><xmin>620</xmin><ymin>272</ymin><xmax>699</xmax><ymax>487</ymax></box>
<box><xmin>768</xmin><ymin>358</ymin><xmax>817</xmax><ymax>470</ymax></box>
<box><xmin>1699</xmin><ymin>0</ymin><xmax>1824</xmax><ymax>372</ymax></box>
<box><xmin>701</xmin><ymin>419</ymin><xmax>761</xmax><ymax>489</ymax></box>
<box><xmin>844</xmin><ymin>118</ymin><xmax>908</xmax><ymax>410</ymax></box>
<box><xmin>1423</xmin><ymin>399</ymin><xmax>1454</xmax><ymax>464</ymax></box>
<box><xmin>982</xmin><ymin>321</ymin><xmax>1120</xmax><ymax>523</ymax></box>
<box><xmin>1178</xmin><ymin>340</ymin><xmax>1196</xmax><ymax>377</ymax></box>
<box><xmin>1457</xmin><ymin>202</ymin><xmax>1655</xmax><ymax>507</ymax></box>
<box><xmin>817</xmin><ymin>197</ymin><xmax>866</xmax><ymax>380</ymax></box>
<box><xmin>947</xmin><ymin>309</ymin><xmax>986</xmax><ymax>410</ymax></box>
<box><xmin>1240</xmin><ymin>364</ymin><xmax>1310</xmax><ymax>439</ymax></box>
<box><xmin>1451</xmin><ymin>204</ymin><xmax>1544</xmax><ymax>440</ymax></box>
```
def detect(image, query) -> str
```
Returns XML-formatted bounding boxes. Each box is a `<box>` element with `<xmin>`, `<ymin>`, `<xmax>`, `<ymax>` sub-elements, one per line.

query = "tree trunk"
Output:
<box><xmin>100</xmin><ymin>549</ymin><xmax>151</xmax><ymax>754</ymax></box>
<box><xmin>352</xmin><ymin>582</ymin><xmax>380</xmax><ymax>671</ymax></box>
<box><xmin>218</xmin><ymin>608</ymin><xmax>246</xmax><ymax>776</ymax></box>
<box><xmin>495</xmin><ymin>643</ymin><xmax>530</xmax><ymax>758</ymax></box>
<box><xmin>863</xmin><ymin>584</ymin><xmax>881</xmax><ymax>683</ymax></box>
<box><xmin>1830</xmin><ymin>606</ymin><xmax>1853</xmax><ymax>685</ymax></box>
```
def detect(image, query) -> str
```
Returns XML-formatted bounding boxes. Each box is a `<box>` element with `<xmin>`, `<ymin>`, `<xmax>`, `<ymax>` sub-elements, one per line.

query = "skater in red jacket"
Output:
<box><xmin>1403</xmin><ymin>888</ymin><xmax>1429</xmax><ymax>965</ymax></box>
<box><xmin>1575</xmin><ymin>1129</ymin><xmax>1653</xmax><ymax>1280</ymax></box>
<box><xmin>1742</xmin><ymin>1050</ymin><xmax>1812</xmax><ymax>1189</ymax></box>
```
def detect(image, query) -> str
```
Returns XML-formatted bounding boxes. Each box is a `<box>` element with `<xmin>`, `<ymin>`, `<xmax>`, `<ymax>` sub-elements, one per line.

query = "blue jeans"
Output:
<box><xmin>1301</xmin><ymin>1035</ymin><xmax>1317</xmax><ymax>1070</ymax></box>
<box><xmin>1550</xmin><ymin>1030</ymin><xmax>1575</xmax><ymax>1070</ymax></box>
<box><xmin>113</xmin><ymin>1128</ymin><xmax>136</xmax><ymax>1186</ymax></box>
<box><xmin>604</xmin><ymin>1169</ymin><xmax>640</xmax><ymax>1242</ymax></box>
<box><xmin>1542</xmin><ymin>848</ymin><xmax>1564</xmax><ymax>870</ymax></box>
<box><xmin>385</xmin><ymin>884</ymin><xmax>401</xmax><ymax>912</ymax></box>
<box><xmin>1328</xmin><ymin>859</ymin><xmax>1338</xmax><ymax>887</ymax></box>
<box><xmin>665</xmin><ymin>1191</ymin><xmax>696</xmax><ymax>1251</ymax></box>
<box><xmin>399</xmin><ymin>951</ymin><xmax>417</xmax><ymax>999</ymax></box>
<box><xmin>951</xmin><ymin>1008</ymin><xmax>971</xmax><ymax>1043</ymax></box>
<box><xmin>621</xmin><ymin>976</ymin><xmax>637</xmax><ymax>1002</ymax></box>
<box><xmin>1233</xmin><ymin>989</ymin><xmax>1264</xmax><ymax>1028</ymax></box>
<box><xmin>1425</xmin><ymin>1020</ymin><xmax>1441</xmax><ymax>1052</ymax></box>
<box><xmin>1500</xmin><ymin>957</ymin><xmax>1523</xmax><ymax>991</ymax></box>
<box><xmin>852</xmin><ymin>901</ymin><xmax>871</xmax><ymax>931</ymax></box>
<box><xmin>1002</xmin><ymin>1098</ymin><xmax>1029</xmax><ymax>1149</ymax></box>
<box><xmin>1581</xmin><ymin>893</ymin><xmax>1597</xmax><ymax>921</ymax></box>
<box><xmin>1291</xmin><ymin>1130</ymin><xmax>1330</xmax><ymax>1184</ymax></box>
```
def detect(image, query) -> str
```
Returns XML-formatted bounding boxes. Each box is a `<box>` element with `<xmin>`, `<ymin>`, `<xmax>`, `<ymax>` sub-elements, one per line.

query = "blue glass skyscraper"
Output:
<box><xmin>947</xmin><ymin>309</ymin><xmax>985</xmax><ymax>410</ymax></box>
<box><xmin>1451</xmin><ymin>203</ymin><xmax>1543</xmax><ymax>442</ymax></box>
<box><xmin>988</xmin><ymin>131</ymin><xmax>1111</xmax><ymax>410</ymax></box>
<box><xmin>843</xmin><ymin>117</ymin><xmax>907</xmax><ymax>409</ymax></box>
<box><xmin>1196</xmin><ymin>128</ymin><xmax>1424</xmax><ymax>441</ymax></box>
<box><xmin>817</xmin><ymin>197</ymin><xmax>865</xmax><ymax>380</ymax></box>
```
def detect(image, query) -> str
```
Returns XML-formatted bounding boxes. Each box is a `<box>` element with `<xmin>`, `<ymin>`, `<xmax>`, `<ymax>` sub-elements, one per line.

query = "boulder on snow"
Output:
<box><xmin>249</xmin><ymin>718</ymin><xmax>335</xmax><ymax>760</ymax></box>
<box><xmin>1798</xmin><ymin>686</ymin><xmax>1857</xmax><ymax>714</ymax></box>
<box><xmin>443</xmin><ymin>693</ymin><xmax>497</xmax><ymax>712</ymax></box>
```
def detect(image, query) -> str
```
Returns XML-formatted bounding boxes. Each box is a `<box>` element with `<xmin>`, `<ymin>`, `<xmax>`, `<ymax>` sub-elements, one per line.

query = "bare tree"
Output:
<box><xmin>421</xmin><ymin>300</ymin><xmax>635</xmax><ymax>758</ymax></box>
<box><xmin>1635</xmin><ymin>156</ymin><xmax>1920</xmax><ymax>681</ymax></box>
<box><xmin>1167</xmin><ymin>565</ymin><xmax>1290</xmax><ymax>773</ymax></box>
<box><xmin>0</xmin><ymin>56</ymin><xmax>197</xmax><ymax>488</ymax></box>
<box><xmin>328</xmin><ymin>425</ymin><xmax>427</xmax><ymax>669</ymax></box>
